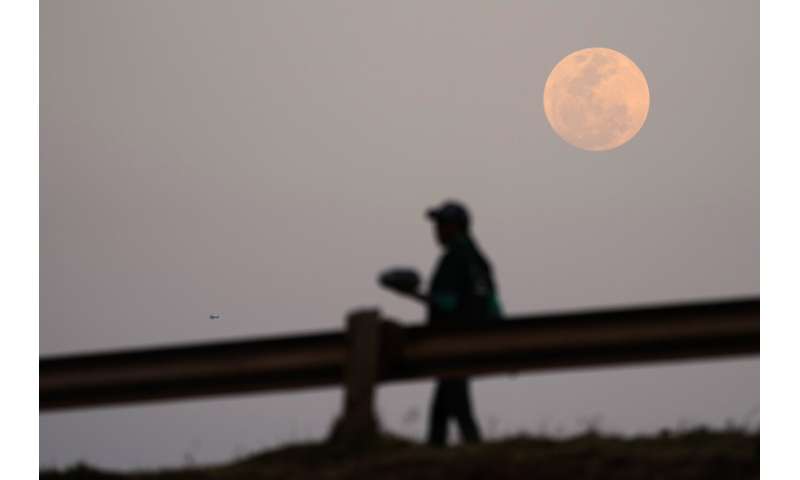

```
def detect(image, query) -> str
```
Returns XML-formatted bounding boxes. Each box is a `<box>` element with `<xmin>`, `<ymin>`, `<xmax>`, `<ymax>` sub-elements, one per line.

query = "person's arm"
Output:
<box><xmin>426</xmin><ymin>252</ymin><xmax>468</xmax><ymax>318</ymax></box>
<box><xmin>393</xmin><ymin>289</ymin><xmax>431</xmax><ymax>305</ymax></box>
<box><xmin>395</xmin><ymin>287</ymin><xmax>460</xmax><ymax>315</ymax></box>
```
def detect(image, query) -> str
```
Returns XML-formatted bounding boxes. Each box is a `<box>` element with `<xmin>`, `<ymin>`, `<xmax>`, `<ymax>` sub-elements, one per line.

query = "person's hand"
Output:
<box><xmin>378</xmin><ymin>268</ymin><xmax>421</xmax><ymax>296</ymax></box>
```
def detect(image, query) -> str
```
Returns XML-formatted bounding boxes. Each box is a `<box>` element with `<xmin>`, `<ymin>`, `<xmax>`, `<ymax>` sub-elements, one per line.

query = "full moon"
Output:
<box><xmin>543</xmin><ymin>47</ymin><xmax>650</xmax><ymax>151</ymax></box>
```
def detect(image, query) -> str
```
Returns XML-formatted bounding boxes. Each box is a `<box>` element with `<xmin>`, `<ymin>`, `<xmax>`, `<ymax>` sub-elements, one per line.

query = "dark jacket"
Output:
<box><xmin>427</xmin><ymin>234</ymin><xmax>502</xmax><ymax>325</ymax></box>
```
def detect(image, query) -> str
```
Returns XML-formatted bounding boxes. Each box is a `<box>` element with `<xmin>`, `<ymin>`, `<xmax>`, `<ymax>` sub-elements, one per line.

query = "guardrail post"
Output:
<box><xmin>330</xmin><ymin>308</ymin><xmax>382</xmax><ymax>447</ymax></box>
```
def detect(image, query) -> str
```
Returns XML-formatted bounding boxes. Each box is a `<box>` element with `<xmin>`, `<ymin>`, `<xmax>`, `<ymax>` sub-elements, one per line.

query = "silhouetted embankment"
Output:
<box><xmin>41</xmin><ymin>428</ymin><xmax>758</xmax><ymax>480</ymax></box>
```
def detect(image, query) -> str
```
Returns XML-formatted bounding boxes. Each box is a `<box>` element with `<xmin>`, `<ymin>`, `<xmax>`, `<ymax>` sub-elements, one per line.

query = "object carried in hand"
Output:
<box><xmin>378</xmin><ymin>268</ymin><xmax>421</xmax><ymax>294</ymax></box>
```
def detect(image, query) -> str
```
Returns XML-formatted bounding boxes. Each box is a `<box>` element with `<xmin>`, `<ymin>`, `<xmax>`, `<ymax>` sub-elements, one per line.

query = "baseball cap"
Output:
<box><xmin>426</xmin><ymin>200</ymin><xmax>470</xmax><ymax>228</ymax></box>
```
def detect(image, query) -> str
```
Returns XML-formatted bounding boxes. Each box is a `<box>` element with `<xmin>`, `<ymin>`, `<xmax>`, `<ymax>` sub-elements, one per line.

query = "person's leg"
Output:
<box><xmin>427</xmin><ymin>380</ymin><xmax>449</xmax><ymax>446</ymax></box>
<box><xmin>452</xmin><ymin>378</ymin><xmax>481</xmax><ymax>444</ymax></box>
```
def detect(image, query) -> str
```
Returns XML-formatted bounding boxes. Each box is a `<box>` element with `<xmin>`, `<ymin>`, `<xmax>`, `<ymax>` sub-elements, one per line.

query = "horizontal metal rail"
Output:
<box><xmin>40</xmin><ymin>297</ymin><xmax>758</xmax><ymax>411</ymax></box>
<box><xmin>386</xmin><ymin>298</ymin><xmax>758</xmax><ymax>381</ymax></box>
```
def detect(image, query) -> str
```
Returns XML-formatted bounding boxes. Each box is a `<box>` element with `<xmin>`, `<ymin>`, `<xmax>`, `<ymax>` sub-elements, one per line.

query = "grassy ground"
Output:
<box><xmin>41</xmin><ymin>428</ymin><xmax>758</xmax><ymax>480</ymax></box>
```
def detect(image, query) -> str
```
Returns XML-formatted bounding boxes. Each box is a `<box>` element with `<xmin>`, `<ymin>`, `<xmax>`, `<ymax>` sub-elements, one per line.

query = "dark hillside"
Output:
<box><xmin>41</xmin><ymin>429</ymin><xmax>758</xmax><ymax>480</ymax></box>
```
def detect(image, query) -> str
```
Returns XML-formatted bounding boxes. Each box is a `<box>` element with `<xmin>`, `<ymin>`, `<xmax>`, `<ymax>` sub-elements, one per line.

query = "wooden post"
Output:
<box><xmin>329</xmin><ymin>308</ymin><xmax>382</xmax><ymax>447</ymax></box>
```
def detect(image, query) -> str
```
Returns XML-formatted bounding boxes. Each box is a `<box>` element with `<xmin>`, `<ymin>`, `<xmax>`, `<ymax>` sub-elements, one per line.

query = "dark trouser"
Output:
<box><xmin>427</xmin><ymin>377</ymin><xmax>482</xmax><ymax>446</ymax></box>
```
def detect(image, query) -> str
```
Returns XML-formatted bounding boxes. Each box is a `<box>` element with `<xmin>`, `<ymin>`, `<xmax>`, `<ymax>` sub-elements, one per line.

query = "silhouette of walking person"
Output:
<box><xmin>379</xmin><ymin>200</ymin><xmax>503</xmax><ymax>447</ymax></box>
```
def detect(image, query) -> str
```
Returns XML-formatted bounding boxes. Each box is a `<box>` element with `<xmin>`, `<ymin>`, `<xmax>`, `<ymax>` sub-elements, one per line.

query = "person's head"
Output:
<box><xmin>426</xmin><ymin>201</ymin><xmax>470</xmax><ymax>247</ymax></box>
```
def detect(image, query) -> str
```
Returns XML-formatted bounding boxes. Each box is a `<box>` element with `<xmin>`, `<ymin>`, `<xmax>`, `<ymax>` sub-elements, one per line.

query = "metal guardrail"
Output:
<box><xmin>40</xmin><ymin>298</ymin><xmax>759</xmax><ymax>412</ymax></box>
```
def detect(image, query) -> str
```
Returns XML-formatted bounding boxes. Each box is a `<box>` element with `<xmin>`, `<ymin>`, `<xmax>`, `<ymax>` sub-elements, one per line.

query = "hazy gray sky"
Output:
<box><xmin>41</xmin><ymin>0</ymin><xmax>758</xmax><ymax>470</ymax></box>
